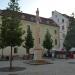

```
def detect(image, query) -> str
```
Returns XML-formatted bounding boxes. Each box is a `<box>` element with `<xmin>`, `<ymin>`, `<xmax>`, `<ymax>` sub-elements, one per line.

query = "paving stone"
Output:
<box><xmin>0</xmin><ymin>59</ymin><xmax>75</xmax><ymax>75</ymax></box>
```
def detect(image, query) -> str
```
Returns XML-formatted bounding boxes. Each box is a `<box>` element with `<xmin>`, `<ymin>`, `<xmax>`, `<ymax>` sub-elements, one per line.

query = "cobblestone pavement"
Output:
<box><xmin>0</xmin><ymin>59</ymin><xmax>75</xmax><ymax>75</ymax></box>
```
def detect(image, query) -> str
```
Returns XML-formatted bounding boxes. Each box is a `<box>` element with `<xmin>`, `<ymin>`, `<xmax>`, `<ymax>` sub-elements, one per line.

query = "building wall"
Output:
<box><xmin>0</xmin><ymin>15</ymin><xmax>60</xmax><ymax>57</ymax></box>
<box><xmin>51</xmin><ymin>10</ymin><xmax>69</xmax><ymax>50</ymax></box>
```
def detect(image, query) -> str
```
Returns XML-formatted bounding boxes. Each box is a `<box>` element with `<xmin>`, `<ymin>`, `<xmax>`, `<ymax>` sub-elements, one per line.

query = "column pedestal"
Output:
<box><xmin>34</xmin><ymin>48</ymin><xmax>43</xmax><ymax>60</ymax></box>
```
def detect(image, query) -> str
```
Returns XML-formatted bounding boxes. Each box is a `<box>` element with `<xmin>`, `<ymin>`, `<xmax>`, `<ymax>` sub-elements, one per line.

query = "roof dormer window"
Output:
<box><xmin>31</xmin><ymin>17</ymin><xmax>34</xmax><ymax>21</ymax></box>
<box><xmin>46</xmin><ymin>20</ymin><xmax>49</xmax><ymax>24</ymax></box>
<box><xmin>21</xmin><ymin>15</ymin><xmax>25</xmax><ymax>19</ymax></box>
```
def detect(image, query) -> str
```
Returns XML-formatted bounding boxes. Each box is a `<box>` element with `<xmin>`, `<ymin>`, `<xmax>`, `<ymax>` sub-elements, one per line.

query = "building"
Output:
<box><xmin>0</xmin><ymin>9</ymin><xmax>59</xmax><ymax>58</ymax></box>
<box><xmin>51</xmin><ymin>10</ymin><xmax>71</xmax><ymax>51</ymax></box>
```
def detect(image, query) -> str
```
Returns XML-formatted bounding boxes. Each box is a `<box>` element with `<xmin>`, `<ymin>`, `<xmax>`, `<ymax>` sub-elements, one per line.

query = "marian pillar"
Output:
<box><xmin>34</xmin><ymin>8</ymin><xmax>43</xmax><ymax>60</ymax></box>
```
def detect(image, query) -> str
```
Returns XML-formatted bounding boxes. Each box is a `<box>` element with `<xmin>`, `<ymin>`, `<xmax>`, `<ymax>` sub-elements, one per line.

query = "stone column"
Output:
<box><xmin>34</xmin><ymin>8</ymin><xmax>43</xmax><ymax>60</ymax></box>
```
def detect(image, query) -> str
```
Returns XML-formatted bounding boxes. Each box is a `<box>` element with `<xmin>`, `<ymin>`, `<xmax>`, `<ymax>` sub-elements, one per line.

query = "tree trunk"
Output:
<box><xmin>10</xmin><ymin>45</ymin><xmax>13</xmax><ymax>69</ymax></box>
<box><xmin>26</xmin><ymin>49</ymin><xmax>29</xmax><ymax>54</ymax></box>
<box><xmin>26</xmin><ymin>49</ymin><xmax>30</xmax><ymax>59</ymax></box>
<box><xmin>47</xmin><ymin>49</ymin><xmax>50</xmax><ymax>56</ymax></box>
<box><xmin>1</xmin><ymin>48</ymin><xmax>4</xmax><ymax>59</ymax></box>
<box><xmin>66</xmin><ymin>50</ymin><xmax>69</xmax><ymax>59</ymax></box>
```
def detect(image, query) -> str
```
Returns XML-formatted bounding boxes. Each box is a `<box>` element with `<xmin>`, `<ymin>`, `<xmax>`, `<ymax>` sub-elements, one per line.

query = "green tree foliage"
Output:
<box><xmin>24</xmin><ymin>25</ymin><xmax>34</xmax><ymax>55</ymax></box>
<box><xmin>43</xmin><ymin>29</ymin><xmax>53</xmax><ymax>55</ymax></box>
<box><xmin>63</xmin><ymin>17</ymin><xmax>75</xmax><ymax>51</ymax></box>
<box><xmin>1</xmin><ymin>0</ymin><xmax>24</xmax><ymax>69</ymax></box>
<box><xmin>0</xmin><ymin>10</ymin><xmax>10</xmax><ymax>59</ymax></box>
<box><xmin>0</xmin><ymin>39</ymin><xmax>5</xmax><ymax>59</ymax></box>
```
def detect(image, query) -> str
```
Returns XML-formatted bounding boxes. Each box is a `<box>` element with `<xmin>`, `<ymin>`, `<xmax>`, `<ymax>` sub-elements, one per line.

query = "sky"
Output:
<box><xmin>0</xmin><ymin>0</ymin><xmax>75</xmax><ymax>18</ymax></box>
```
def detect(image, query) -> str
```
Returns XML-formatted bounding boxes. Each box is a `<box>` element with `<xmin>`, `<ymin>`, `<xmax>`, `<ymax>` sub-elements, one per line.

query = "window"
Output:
<box><xmin>62</xmin><ymin>33</ymin><xmax>65</xmax><ymax>38</ymax></box>
<box><xmin>62</xmin><ymin>26</ymin><xmax>64</xmax><ymax>30</ymax></box>
<box><xmin>55</xmin><ymin>39</ymin><xmax>57</xmax><ymax>45</ymax></box>
<box><xmin>31</xmin><ymin>17</ymin><xmax>34</xmax><ymax>21</ymax></box>
<box><xmin>14</xmin><ymin>47</ymin><xmax>18</xmax><ymax>53</ymax></box>
<box><xmin>55</xmin><ymin>15</ymin><xmax>57</xmax><ymax>18</ymax></box>
<box><xmin>21</xmin><ymin>15</ymin><xmax>25</xmax><ymax>19</ymax></box>
<box><xmin>58</xmin><ymin>18</ymin><xmax>59</xmax><ymax>22</ymax></box>
<box><xmin>54</xmin><ymin>30</ymin><xmax>57</xmax><ymax>34</ymax></box>
<box><xmin>39</xmin><ymin>38</ymin><xmax>40</xmax><ymax>44</ymax></box>
<box><xmin>39</xmin><ymin>18</ymin><xmax>41</xmax><ymax>22</ymax></box>
<box><xmin>46</xmin><ymin>21</ymin><xmax>49</xmax><ymax>24</ymax></box>
<box><xmin>62</xmin><ymin>19</ymin><xmax>64</xmax><ymax>23</ymax></box>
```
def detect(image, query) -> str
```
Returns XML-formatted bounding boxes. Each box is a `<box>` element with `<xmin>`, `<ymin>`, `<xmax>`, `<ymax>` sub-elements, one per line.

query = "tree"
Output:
<box><xmin>0</xmin><ymin>35</ymin><xmax>7</xmax><ymax>59</ymax></box>
<box><xmin>23</xmin><ymin>25</ymin><xmax>34</xmax><ymax>59</ymax></box>
<box><xmin>63</xmin><ymin>17</ymin><xmax>75</xmax><ymax>51</ymax></box>
<box><xmin>43</xmin><ymin>29</ymin><xmax>53</xmax><ymax>55</ymax></box>
<box><xmin>0</xmin><ymin>39</ymin><xmax>5</xmax><ymax>59</ymax></box>
<box><xmin>1</xmin><ymin>0</ymin><xmax>24</xmax><ymax>69</ymax></box>
<box><xmin>0</xmin><ymin>14</ymin><xmax>8</xmax><ymax>59</ymax></box>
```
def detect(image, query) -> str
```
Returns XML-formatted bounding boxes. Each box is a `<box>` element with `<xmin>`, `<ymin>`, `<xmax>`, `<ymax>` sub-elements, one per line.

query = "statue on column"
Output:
<box><xmin>34</xmin><ymin>8</ymin><xmax>43</xmax><ymax>60</ymax></box>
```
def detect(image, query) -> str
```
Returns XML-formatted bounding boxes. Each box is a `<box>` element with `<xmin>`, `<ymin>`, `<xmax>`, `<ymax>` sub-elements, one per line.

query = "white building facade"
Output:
<box><xmin>51</xmin><ymin>10</ymin><xmax>70</xmax><ymax>51</ymax></box>
<box><xmin>0</xmin><ymin>9</ymin><xmax>59</xmax><ymax>58</ymax></box>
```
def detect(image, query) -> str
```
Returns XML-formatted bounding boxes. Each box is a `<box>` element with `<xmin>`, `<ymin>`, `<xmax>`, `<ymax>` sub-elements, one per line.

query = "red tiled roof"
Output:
<box><xmin>0</xmin><ymin>10</ymin><xmax>59</xmax><ymax>27</ymax></box>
